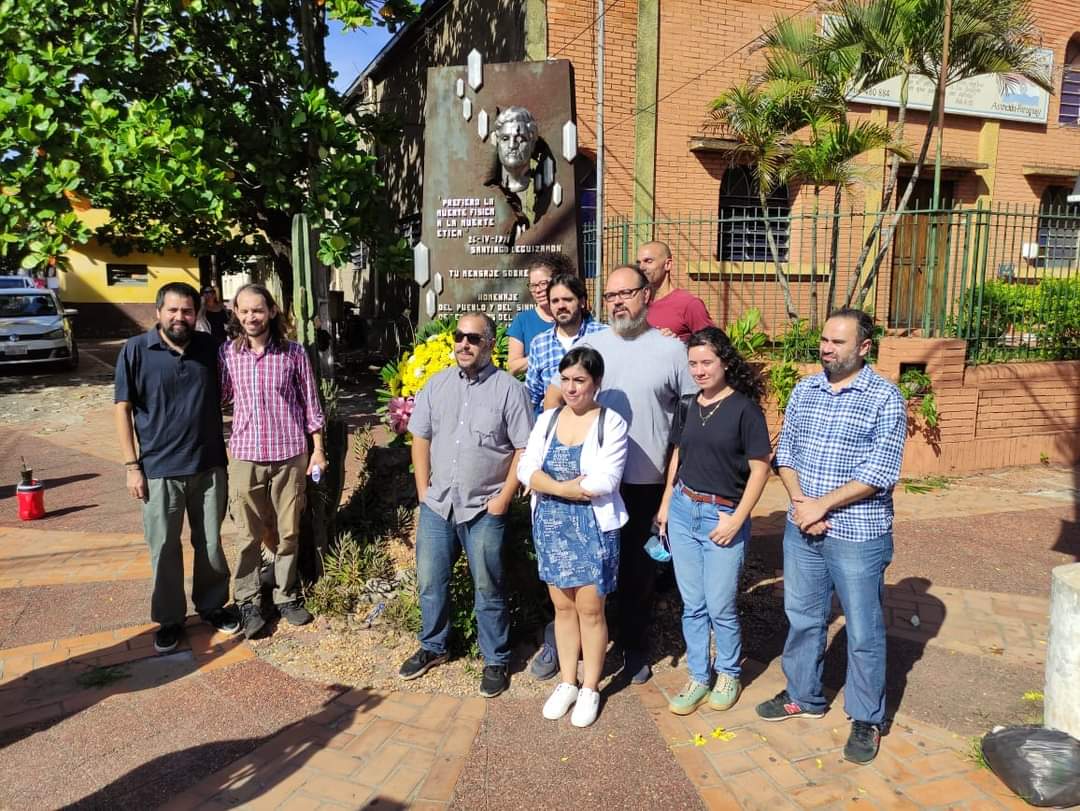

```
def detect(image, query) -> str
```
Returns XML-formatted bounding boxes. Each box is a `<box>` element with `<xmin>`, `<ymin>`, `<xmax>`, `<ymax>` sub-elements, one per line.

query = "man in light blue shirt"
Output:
<box><xmin>759</xmin><ymin>307</ymin><xmax>907</xmax><ymax>766</ymax></box>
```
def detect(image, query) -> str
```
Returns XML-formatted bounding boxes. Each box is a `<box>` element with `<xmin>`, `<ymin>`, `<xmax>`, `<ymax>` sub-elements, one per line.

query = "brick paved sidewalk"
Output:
<box><xmin>0</xmin><ymin>401</ymin><xmax>1065</xmax><ymax>808</ymax></box>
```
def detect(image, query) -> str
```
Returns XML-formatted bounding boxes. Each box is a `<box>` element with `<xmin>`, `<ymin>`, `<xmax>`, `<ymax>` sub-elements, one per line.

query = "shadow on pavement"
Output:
<box><xmin>65</xmin><ymin>692</ymin><xmax>406</xmax><ymax>810</ymax></box>
<box><xmin>0</xmin><ymin>621</ymin><xmax>249</xmax><ymax>751</ymax></box>
<box><xmin>0</xmin><ymin>473</ymin><xmax>100</xmax><ymax>501</ymax></box>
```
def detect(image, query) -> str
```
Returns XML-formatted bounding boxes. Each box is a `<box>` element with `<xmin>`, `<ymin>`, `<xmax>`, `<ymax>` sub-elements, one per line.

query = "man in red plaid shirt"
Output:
<box><xmin>219</xmin><ymin>283</ymin><xmax>326</xmax><ymax>639</ymax></box>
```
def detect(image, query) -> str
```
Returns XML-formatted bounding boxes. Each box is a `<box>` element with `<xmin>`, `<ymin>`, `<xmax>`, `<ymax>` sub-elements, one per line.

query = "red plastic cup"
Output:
<box><xmin>17</xmin><ymin>481</ymin><xmax>45</xmax><ymax>520</ymax></box>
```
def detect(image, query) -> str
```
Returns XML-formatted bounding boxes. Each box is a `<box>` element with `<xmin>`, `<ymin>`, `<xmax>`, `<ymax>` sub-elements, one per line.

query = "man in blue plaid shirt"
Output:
<box><xmin>757</xmin><ymin>308</ymin><xmax>907</xmax><ymax>766</ymax></box>
<box><xmin>524</xmin><ymin>272</ymin><xmax>607</xmax><ymax>415</ymax></box>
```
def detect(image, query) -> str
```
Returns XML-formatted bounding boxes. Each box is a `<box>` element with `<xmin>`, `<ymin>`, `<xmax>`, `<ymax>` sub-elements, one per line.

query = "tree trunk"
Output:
<box><xmin>825</xmin><ymin>183</ymin><xmax>843</xmax><ymax>314</ymax></box>
<box><xmin>853</xmin><ymin>107</ymin><xmax>938</xmax><ymax>308</ymax></box>
<box><xmin>809</xmin><ymin>185</ymin><xmax>820</xmax><ymax>330</ymax></box>
<box><xmin>759</xmin><ymin>187</ymin><xmax>798</xmax><ymax>321</ymax></box>
<box><xmin>844</xmin><ymin>71</ymin><xmax>911</xmax><ymax>307</ymax></box>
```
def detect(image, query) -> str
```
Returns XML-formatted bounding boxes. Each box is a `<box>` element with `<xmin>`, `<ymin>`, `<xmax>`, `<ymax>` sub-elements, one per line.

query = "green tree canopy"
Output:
<box><xmin>0</xmin><ymin>0</ymin><xmax>414</xmax><ymax>286</ymax></box>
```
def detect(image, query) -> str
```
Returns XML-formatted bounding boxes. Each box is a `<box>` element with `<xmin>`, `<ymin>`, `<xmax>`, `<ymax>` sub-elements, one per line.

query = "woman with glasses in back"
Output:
<box><xmin>518</xmin><ymin>346</ymin><xmax>629</xmax><ymax>728</ymax></box>
<box><xmin>656</xmin><ymin>327</ymin><xmax>771</xmax><ymax>718</ymax></box>
<box><xmin>507</xmin><ymin>253</ymin><xmax>575</xmax><ymax>375</ymax></box>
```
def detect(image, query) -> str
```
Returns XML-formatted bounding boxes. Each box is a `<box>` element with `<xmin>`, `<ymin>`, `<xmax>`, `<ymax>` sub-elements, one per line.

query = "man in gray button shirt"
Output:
<box><xmin>399</xmin><ymin>312</ymin><xmax>534</xmax><ymax>697</ymax></box>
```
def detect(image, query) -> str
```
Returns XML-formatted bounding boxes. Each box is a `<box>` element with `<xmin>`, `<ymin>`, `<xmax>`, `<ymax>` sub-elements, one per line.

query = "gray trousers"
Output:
<box><xmin>229</xmin><ymin>454</ymin><xmax>306</xmax><ymax>606</ymax></box>
<box><xmin>142</xmin><ymin>467</ymin><xmax>230</xmax><ymax>627</ymax></box>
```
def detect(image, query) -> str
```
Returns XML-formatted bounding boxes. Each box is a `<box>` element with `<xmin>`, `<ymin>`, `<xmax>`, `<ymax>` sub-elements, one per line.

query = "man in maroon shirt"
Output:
<box><xmin>637</xmin><ymin>241</ymin><xmax>714</xmax><ymax>342</ymax></box>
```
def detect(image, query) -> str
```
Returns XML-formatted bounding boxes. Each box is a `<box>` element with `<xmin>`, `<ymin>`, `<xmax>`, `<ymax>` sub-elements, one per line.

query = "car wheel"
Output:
<box><xmin>65</xmin><ymin>340</ymin><xmax>79</xmax><ymax>371</ymax></box>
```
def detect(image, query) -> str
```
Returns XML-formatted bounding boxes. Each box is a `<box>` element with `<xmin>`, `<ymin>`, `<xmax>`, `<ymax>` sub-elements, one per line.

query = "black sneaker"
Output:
<box><xmin>623</xmin><ymin>649</ymin><xmax>652</xmax><ymax>685</ymax></box>
<box><xmin>755</xmin><ymin>690</ymin><xmax>826</xmax><ymax>722</ymax></box>
<box><xmin>479</xmin><ymin>664</ymin><xmax>509</xmax><ymax>698</ymax></box>
<box><xmin>154</xmin><ymin>624</ymin><xmax>182</xmax><ymax>654</ymax></box>
<box><xmin>844</xmin><ymin>721</ymin><xmax>881</xmax><ymax>764</ymax></box>
<box><xmin>278</xmin><ymin>600</ymin><xmax>313</xmax><ymax>626</ymax></box>
<box><xmin>398</xmin><ymin>647</ymin><xmax>449</xmax><ymax>681</ymax></box>
<box><xmin>239</xmin><ymin>602</ymin><xmax>267</xmax><ymax>640</ymax></box>
<box><xmin>204</xmin><ymin>606</ymin><xmax>241</xmax><ymax>636</ymax></box>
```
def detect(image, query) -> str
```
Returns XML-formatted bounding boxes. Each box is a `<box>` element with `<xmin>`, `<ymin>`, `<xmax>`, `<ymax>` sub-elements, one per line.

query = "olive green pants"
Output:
<box><xmin>142</xmin><ymin>467</ymin><xmax>230</xmax><ymax>627</ymax></box>
<box><xmin>229</xmin><ymin>454</ymin><xmax>306</xmax><ymax>605</ymax></box>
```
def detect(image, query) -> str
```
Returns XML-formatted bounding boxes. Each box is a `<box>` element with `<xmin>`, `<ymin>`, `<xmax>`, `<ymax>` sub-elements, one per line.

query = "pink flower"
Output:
<box><xmin>388</xmin><ymin>396</ymin><xmax>415</xmax><ymax>435</ymax></box>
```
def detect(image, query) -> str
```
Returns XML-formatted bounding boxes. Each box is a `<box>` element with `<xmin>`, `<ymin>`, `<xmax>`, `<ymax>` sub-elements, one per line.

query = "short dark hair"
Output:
<box><xmin>528</xmin><ymin>252</ymin><xmax>575</xmax><ymax>276</ymax></box>
<box><xmin>558</xmin><ymin>345</ymin><xmax>604</xmax><ymax>382</ymax></box>
<box><xmin>828</xmin><ymin>307</ymin><xmax>876</xmax><ymax>345</ymax></box>
<box><xmin>548</xmin><ymin>272</ymin><xmax>588</xmax><ymax>302</ymax></box>
<box><xmin>156</xmin><ymin>282</ymin><xmax>201</xmax><ymax>312</ymax></box>
<box><xmin>459</xmin><ymin>311</ymin><xmax>497</xmax><ymax>341</ymax></box>
<box><xmin>609</xmin><ymin>264</ymin><xmax>650</xmax><ymax>290</ymax></box>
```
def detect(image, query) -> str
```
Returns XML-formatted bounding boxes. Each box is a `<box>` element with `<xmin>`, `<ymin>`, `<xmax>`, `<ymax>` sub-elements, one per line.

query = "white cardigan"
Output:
<box><xmin>517</xmin><ymin>406</ymin><xmax>630</xmax><ymax>532</ymax></box>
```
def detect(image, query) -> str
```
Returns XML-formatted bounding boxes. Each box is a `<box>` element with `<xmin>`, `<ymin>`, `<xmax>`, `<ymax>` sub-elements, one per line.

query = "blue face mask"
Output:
<box><xmin>644</xmin><ymin>534</ymin><xmax>671</xmax><ymax>563</ymax></box>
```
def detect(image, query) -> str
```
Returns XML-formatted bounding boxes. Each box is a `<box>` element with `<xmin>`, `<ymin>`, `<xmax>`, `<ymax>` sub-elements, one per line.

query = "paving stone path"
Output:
<box><xmin>0</xmin><ymin>376</ymin><xmax>1074</xmax><ymax>809</ymax></box>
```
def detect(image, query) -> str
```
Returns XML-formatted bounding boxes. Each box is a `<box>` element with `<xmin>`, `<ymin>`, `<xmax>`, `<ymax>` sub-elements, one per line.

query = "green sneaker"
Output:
<box><xmin>708</xmin><ymin>673</ymin><xmax>742</xmax><ymax>711</ymax></box>
<box><xmin>668</xmin><ymin>679</ymin><xmax>710</xmax><ymax>716</ymax></box>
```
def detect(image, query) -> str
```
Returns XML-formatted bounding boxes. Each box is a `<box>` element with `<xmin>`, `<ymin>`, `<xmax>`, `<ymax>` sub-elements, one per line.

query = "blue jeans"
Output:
<box><xmin>667</xmin><ymin>486</ymin><xmax>749</xmax><ymax>684</ymax></box>
<box><xmin>781</xmin><ymin>520</ymin><xmax>894</xmax><ymax>725</ymax></box>
<box><xmin>416</xmin><ymin>504</ymin><xmax>510</xmax><ymax>666</ymax></box>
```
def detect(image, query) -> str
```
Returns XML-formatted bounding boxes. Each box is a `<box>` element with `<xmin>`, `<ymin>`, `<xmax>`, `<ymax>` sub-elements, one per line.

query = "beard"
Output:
<box><xmin>611</xmin><ymin>308</ymin><xmax>649</xmax><ymax>337</ymax></box>
<box><xmin>162</xmin><ymin>322</ymin><xmax>192</xmax><ymax>346</ymax></box>
<box><xmin>822</xmin><ymin>353</ymin><xmax>862</xmax><ymax>379</ymax></box>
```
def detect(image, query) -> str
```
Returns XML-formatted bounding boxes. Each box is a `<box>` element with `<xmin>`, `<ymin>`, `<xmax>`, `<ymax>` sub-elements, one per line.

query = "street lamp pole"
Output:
<box><xmin>594</xmin><ymin>0</ymin><xmax>605</xmax><ymax>305</ymax></box>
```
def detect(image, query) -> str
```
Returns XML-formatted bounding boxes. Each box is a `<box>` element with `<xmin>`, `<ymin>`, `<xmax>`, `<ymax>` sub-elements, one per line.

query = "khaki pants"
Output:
<box><xmin>142</xmin><ymin>467</ymin><xmax>230</xmax><ymax>627</ymax></box>
<box><xmin>230</xmin><ymin>454</ymin><xmax>306</xmax><ymax>605</ymax></box>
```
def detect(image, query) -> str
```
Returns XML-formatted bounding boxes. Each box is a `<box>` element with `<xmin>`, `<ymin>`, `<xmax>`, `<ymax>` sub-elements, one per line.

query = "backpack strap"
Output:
<box><xmin>672</xmin><ymin>393</ymin><xmax>696</xmax><ymax>446</ymax></box>
<box><xmin>543</xmin><ymin>406</ymin><xmax>565</xmax><ymax>442</ymax></box>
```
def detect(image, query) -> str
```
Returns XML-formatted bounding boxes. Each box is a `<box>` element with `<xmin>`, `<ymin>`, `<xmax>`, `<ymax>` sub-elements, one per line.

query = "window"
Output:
<box><xmin>717</xmin><ymin>166</ymin><xmax>791</xmax><ymax>262</ymax></box>
<box><xmin>1036</xmin><ymin>186</ymin><xmax>1080</xmax><ymax>268</ymax></box>
<box><xmin>1059</xmin><ymin>37</ymin><xmax>1080</xmax><ymax>125</ymax></box>
<box><xmin>106</xmin><ymin>263</ymin><xmax>149</xmax><ymax>286</ymax></box>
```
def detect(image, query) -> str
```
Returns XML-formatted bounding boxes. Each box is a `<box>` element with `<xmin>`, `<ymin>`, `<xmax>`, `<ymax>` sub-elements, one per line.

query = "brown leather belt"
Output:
<box><xmin>678</xmin><ymin>483</ymin><xmax>735</xmax><ymax>508</ymax></box>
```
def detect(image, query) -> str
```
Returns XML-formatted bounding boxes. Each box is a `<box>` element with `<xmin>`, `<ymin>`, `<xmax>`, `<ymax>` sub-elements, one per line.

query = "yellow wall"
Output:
<box><xmin>60</xmin><ymin>208</ymin><xmax>199</xmax><ymax>305</ymax></box>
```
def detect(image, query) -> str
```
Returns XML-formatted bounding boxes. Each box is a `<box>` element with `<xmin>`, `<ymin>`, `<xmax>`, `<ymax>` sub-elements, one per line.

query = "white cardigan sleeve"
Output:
<box><xmin>517</xmin><ymin>408</ymin><xmax>557</xmax><ymax>487</ymax></box>
<box><xmin>580</xmin><ymin>409</ymin><xmax>628</xmax><ymax>497</ymax></box>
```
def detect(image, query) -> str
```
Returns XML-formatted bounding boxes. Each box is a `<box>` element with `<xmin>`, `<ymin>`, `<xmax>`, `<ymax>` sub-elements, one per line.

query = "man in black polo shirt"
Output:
<box><xmin>115</xmin><ymin>282</ymin><xmax>239</xmax><ymax>653</ymax></box>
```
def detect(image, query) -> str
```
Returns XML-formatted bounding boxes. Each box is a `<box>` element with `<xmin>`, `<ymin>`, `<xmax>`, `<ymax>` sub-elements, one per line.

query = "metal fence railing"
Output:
<box><xmin>582</xmin><ymin>201</ymin><xmax>1080</xmax><ymax>362</ymax></box>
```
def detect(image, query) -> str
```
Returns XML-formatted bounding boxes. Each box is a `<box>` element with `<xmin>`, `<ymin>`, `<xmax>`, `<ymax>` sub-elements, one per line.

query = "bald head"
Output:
<box><xmin>637</xmin><ymin>241</ymin><xmax>673</xmax><ymax>289</ymax></box>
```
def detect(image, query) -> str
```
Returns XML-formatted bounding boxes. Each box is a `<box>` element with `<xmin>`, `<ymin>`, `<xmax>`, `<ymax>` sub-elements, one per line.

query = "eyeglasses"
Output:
<box><xmin>528</xmin><ymin>281</ymin><xmax>551</xmax><ymax>291</ymax></box>
<box><xmin>453</xmin><ymin>330</ymin><xmax>486</xmax><ymax>346</ymax></box>
<box><xmin>601</xmin><ymin>286</ymin><xmax>645</xmax><ymax>303</ymax></box>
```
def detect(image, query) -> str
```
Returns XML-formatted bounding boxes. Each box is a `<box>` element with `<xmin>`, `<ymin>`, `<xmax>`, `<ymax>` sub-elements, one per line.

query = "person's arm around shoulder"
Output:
<box><xmin>113</xmin><ymin>342</ymin><xmax>146</xmax><ymax>501</ymax></box>
<box><xmin>218</xmin><ymin>342</ymin><xmax>234</xmax><ymax>407</ymax></box>
<box><xmin>579</xmin><ymin>409</ymin><xmax>628</xmax><ymax>497</ymax></box>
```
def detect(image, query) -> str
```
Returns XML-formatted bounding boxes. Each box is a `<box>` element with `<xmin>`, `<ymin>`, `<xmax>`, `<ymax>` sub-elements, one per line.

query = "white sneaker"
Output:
<box><xmin>543</xmin><ymin>682</ymin><xmax>579</xmax><ymax>720</ymax></box>
<box><xmin>570</xmin><ymin>687</ymin><xmax>600</xmax><ymax>727</ymax></box>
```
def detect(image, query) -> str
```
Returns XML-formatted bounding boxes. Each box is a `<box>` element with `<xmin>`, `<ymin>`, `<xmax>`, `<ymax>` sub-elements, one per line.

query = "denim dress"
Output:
<box><xmin>533</xmin><ymin>437</ymin><xmax>620</xmax><ymax>594</ymax></box>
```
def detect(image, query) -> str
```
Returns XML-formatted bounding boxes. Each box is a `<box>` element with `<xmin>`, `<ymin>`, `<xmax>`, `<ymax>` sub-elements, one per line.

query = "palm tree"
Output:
<box><xmin>760</xmin><ymin>16</ymin><xmax>907</xmax><ymax>323</ymax></box>
<box><xmin>709</xmin><ymin>83</ymin><xmax>801</xmax><ymax>321</ymax></box>
<box><xmin>819</xmin><ymin>0</ymin><xmax>1052</xmax><ymax>307</ymax></box>
<box><xmin>782</xmin><ymin>118</ymin><xmax>905</xmax><ymax>325</ymax></box>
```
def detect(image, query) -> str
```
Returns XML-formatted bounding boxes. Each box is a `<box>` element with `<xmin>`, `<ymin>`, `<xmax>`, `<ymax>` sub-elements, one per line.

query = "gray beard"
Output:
<box><xmin>611</xmin><ymin>309</ymin><xmax>650</xmax><ymax>337</ymax></box>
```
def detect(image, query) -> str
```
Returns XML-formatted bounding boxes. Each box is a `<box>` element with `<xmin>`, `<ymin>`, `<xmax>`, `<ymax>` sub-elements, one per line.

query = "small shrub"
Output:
<box><xmin>768</xmin><ymin>361</ymin><xmax>802</xmax><ymax>414</ymax></box>
<box><xmin>899</xmin><ymin>368</ymin><xmax>939</xmax><ymax>429</ymax></box>
<box><xmin>724</xmin><ymin>308</ymin><xmax>767</xmax><ymax>357</ymax></box>
<box><xmin>779</xmin><ymin>318</ymin><xmax>820</xmax><ymax>363</ymax></box>
<box><xmin>383</xmin><ymin>583</ymin><xmax>422</xmax><ymax>635</ymax></box>
<box><xmin>306</xmin><ymin>531</ymin><xmax>395</xmax><ymax>617</ymax></box>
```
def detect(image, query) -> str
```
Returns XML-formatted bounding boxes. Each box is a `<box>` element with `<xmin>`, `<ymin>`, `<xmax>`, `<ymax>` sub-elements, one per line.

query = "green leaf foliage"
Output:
<box><xmin>0</xmin><ymin>0</ymin><xmax>417</xmax><ymax>281</ymax></box>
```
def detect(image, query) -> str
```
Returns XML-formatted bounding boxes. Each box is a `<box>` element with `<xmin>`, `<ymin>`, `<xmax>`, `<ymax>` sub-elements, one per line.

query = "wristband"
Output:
<box><xmin>124</xmin><ymin>461</ymin><xmax>142</xmax><ymax>468</ymax></box>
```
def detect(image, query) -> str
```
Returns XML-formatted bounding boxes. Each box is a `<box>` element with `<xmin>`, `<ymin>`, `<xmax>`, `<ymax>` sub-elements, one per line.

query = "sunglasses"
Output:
<box><xmin>453</xmin><ymin>330</ymin><xmax>486</xmax><ymax>346</ymax></box>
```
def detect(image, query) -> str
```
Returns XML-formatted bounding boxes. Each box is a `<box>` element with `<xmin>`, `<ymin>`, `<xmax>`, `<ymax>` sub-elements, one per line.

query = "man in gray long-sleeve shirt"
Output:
<box><xmin>399</xmin><ymin>312</ymin><xmax>534</xmax><ymax>697</ymax></box>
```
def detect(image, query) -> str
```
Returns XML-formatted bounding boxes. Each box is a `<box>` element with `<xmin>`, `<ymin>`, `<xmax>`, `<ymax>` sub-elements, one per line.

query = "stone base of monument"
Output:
<box><xmin>1044</xmin><ymin>562</ymin><xmax>1080</xmax><ymax>738</ymax></box>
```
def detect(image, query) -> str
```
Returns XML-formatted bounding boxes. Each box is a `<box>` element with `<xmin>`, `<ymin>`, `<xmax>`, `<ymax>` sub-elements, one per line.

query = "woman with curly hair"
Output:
<box><xmin>656</xmin><ymin>326</ymin><xmax>771</xmax><ymax>716</ymax></box>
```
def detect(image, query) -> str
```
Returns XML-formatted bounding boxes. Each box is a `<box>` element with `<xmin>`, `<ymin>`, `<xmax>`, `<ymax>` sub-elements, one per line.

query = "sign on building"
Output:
<box><xmin>847</xmin><ymin>48</ymin><xmax>1055</xmax><ymax>124</ymax></box>
<box><xmin>414</xmin><ymin>55</ymin><xmax>580</xmax><ymax>324</ymax></box>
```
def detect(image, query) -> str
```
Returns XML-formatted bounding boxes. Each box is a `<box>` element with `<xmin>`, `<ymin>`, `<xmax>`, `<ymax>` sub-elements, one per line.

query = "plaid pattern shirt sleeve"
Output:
<box><xmin>221</xmin><ymin>341</ymin><xmax>326</xmax><ymax>462</ymax></box>
<box><xmin>775</xmin><ymin>366</ymin><xmax>907</xmax><ymax>541</ymax></box>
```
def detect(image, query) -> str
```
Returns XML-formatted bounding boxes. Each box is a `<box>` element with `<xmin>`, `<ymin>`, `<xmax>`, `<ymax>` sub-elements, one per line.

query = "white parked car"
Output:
<box><xmin>0</xmin><ymin>288</ymin><xmax>78</xmax><ymax>370</ymax></box>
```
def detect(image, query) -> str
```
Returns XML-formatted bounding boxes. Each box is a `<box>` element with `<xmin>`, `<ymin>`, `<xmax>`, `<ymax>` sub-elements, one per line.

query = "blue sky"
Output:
<box><xmin>325</xmin><ymin>19</ymin><xmax>397</xmax><ymax>92</ymax></box>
